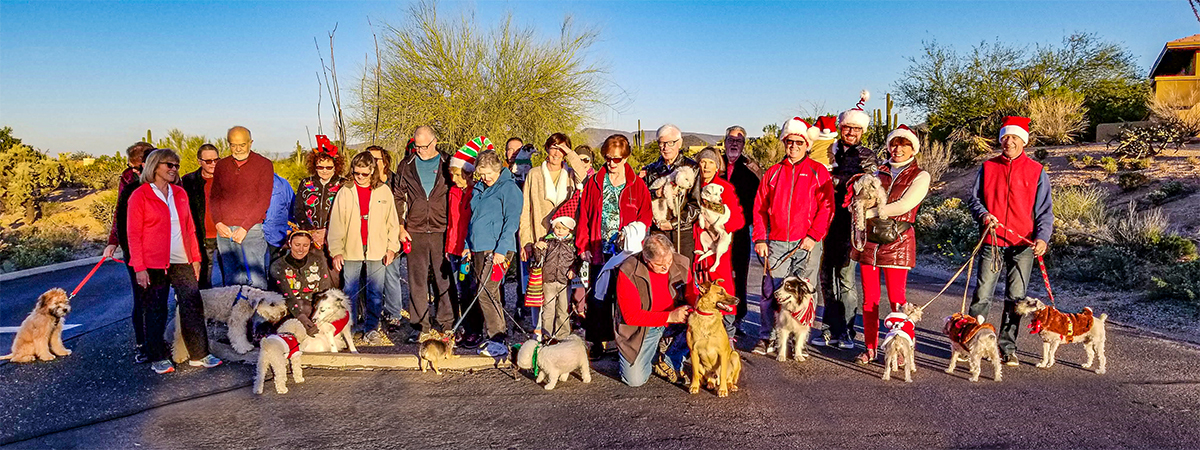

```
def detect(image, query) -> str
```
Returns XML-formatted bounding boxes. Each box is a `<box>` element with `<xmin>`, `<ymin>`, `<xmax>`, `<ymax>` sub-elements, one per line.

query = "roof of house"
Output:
<box><xmin>1151</xmin><ymin>35</ymin><xmax>1200</xmax><ymax>78</ymax></box>
<box><xmin>1167</xmin><ymin>34</ymin><xmax>1200</xmax><ymax>47</ymax></box>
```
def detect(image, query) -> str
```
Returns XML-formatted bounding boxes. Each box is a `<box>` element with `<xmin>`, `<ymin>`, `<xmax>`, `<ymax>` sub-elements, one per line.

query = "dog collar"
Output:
<box><xmin>693</xmin><ymin>309</ymin><xmax>714</xmax><ymax>316</ymax></box>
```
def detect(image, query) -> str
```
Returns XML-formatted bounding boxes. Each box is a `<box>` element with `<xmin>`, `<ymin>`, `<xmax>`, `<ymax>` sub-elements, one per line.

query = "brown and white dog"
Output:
<box><xmin>2</xmin><ymin>288</ymin><xmax>73</xmax><ymax>363</ymax></box>
<box><xmin>686</xmin><ymin>280</ymin><xmax>741</xmax><ymax>397</ymax></box>
<box><xmin>773</xmin><ymin>276</ymin><xmax>816</xmax><ymax>362</ymax></box>
<box><xmin>694</xmin><ymin>183</ymin><xmax>733</xmax><ymax>273</ymax></box>
<box><xmin>1013</xmin><ymin>298</ymin><xmax>1108</xmax><ymax>374</ymax></box>
<box><xmin>848</xmin><ymin>173</ymin><xmax>888</xmax><ymax>251</ymax></box>
<box><xmin>943</xmin><ymin>313</ymin><xmax>1002</xmax><ymax>382</ymax></box>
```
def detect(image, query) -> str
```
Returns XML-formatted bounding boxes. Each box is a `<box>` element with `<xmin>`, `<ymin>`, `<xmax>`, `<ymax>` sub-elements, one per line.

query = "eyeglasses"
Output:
<box><xmin>161</xmin><ymin>162</ymin><xmax>180</xmax><ymax>170</ymax></box>
<box><xmin>605</xmin><ymin>156</ymin><xmax>625</xmax><ymax>163</ymax></box>
<box><xmin>725</xmin><ymin>137</ymin><xmax>745</xmax><ymax>144</ymax></box>
<box><xmin>353</xmin><ymin>171</ymin><xmax>372</xmax><ymax>178</ymax></box>
<box><xmin>316</xmin><ymin>165</ymin><xmax>335</xmax><ymax>171</ymax></box>
<box><xmin>579</xmin><ymin>157</ymin><xmax>592</xmax><ymax>164</ymax></box>
<box><xmin>199</xmin><ymin>158</ymin><xmax>219</xmax><ymax>164</ymax></box>
<box><xmin>657</xmin><ymin>139</ymin><xmax>681</xmax><ymax>148</ymax></box>
<box><xmin>414</xmin><ymin>143</ymin><xmax>432</xmax><ymax>151</ymax></box>
<box><xmin>783</xmin><ymin>139</ymin><xmax>807</xmax><ymax>147</ymax></box>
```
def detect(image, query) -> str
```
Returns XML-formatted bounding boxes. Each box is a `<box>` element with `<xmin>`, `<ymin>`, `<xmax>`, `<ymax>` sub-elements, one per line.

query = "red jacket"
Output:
<box><xmin>752</xmin><ymin>156</ymin><xmax>834</xmax><ymax>243</ymax></box>
<box><xmin>693</xmin><ymin>176</ymin><xmax>744</xmax><ymax>311</ymax></box>
<box><xmin>979</xmin><ymin>153</ymin><xmax>1044</xmax><ymax>246</ymax></box>
<box><xmin>446</xmin><ymin>183</ymin><xmax>474</xmax><ymax>256</ymax></box>
<box><xmin>576</xmin><ymin>163</ymin><xmax>652</xmax><ymax>260</ymax></box>
<box><xmin>127</xmin><ymin>183</ymin><xmax>202</xmax><ymax>273</ymax></box>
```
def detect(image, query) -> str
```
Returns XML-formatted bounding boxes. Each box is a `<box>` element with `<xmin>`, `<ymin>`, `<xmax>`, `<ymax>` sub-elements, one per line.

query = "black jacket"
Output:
<box><xmin>291</xmin><ymin>175</ymin><xmax>344</xmax><ymax>231</ymax></box>
<box><xmin>180</xmin><ymin>170</ymin><xmax>209</xmax><ymax>246</ymax></box>
<box><xmin>393</xmin><ymin>152</ymin><xmax>451</xmax><ymax>234</ymax></box>
<box><xmin>720</xmin><ymin>155</ymin><xmax>761</xmax><ymax>227</ymax></box>
<box><xmin>114</xmin><ymin>178</ymin><xmax>143</xmax><ymax>255</ymax></box>
<box><xmin>642</xmin><ymin>154</ymin><xmax>700</xmax><ymax>230</ymax></box>
<box><xmin>830</xmin><ymin>141</ymin><xmax>877</xmax><ymax>207</ymax></box>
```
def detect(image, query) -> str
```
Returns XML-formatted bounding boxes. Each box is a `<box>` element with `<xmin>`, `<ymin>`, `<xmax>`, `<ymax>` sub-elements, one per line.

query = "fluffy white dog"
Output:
<box><xmin>515</xmin><ymin>335</ymin><xmax>592</xmax><ymax>390</ymax></box>
<box><xmin>849</xmin><ymin>174</ymin><xmax>888</xmax><ymax>251</ymax></box>
<box><xmin>253</xmin><ymin>319</ymin><xmax>307</xmax><ymax>395</ymax></box>
<box><xmin>298</xmin><ymin>289</ymin><xmax>358</xmax><ymax>354</ymax></box>
<box><xmin>695</xmin><ymin>183</ymin><xmax>732</xmax><ymax>272</ymax></box>
<box><xmin>172</xmin><ymin>285</ymin><xmax>289</xmax><ymax>362</ymax></box>
<box><xmin>649</xmin><ymin>166</ymin><xmax>697</xmax><ymax>226</ymax></box>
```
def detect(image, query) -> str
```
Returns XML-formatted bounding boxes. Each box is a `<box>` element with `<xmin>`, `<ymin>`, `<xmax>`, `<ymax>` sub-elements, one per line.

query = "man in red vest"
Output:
<box><xmin>966</xmin><ymin>116</ymin><xmax>1054</xmax><ymax>367</ymax></box>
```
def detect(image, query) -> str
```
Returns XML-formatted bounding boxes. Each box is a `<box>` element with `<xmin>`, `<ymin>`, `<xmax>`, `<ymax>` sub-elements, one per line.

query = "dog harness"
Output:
<box><xmin>329</xmin><ymin>312</ymin><xmax>350</xmax><ymax>336</ymax></box>
<box><xmin>1028</xmin><ymin>307</ymin><xmax>1094</xmax><ymax>343</ymax></box>
<box><xmin>789</xmin><ymin>299</ymin><xmax>816</xmax><ymax>327</ymax></box>
<box><xmin>881</xmin><ymin>312</ymin><xmax>916</xmax><ymax>347</ymax></box>
<box><xmin>944</xmin><ymin>313</ymin><xmax>996</xmax><ymax>347</ymax></box>
<box><xmin>277</xmin><ymin>333</ymin><xmax>301</xmax><ymax>359</ymax></box>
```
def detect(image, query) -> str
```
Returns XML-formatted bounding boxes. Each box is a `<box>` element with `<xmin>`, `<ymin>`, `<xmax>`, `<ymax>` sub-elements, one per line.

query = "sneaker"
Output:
<box><xmin>810</xmin><ymin>329</ymin><xmax>834</xmax><ymax>347</ymax></box>
<box><xmin>405</xmin><ymin>330</ymin><xmax>421</xmax><ymax>344</ymax></box>
<box><xmin>480</xmin><ymin>340</ymin><xmax>509</xmax><ymax>357</ymax></box>
<box><xmin>460</xmin><ymin>334</ymin><xmax>486</xmax><ymax>350</ymax></box>
<box><xmin>151</xmin><ymin>360</ymin><xmax>175</xmax><ymax>374</ymax></box>
<box><xmin>751</xmin><ymin>339</ymin><xmax>776</xmax><ymax>355</ymax></box>
<box><xmin>365</xmin><ymin>330</ymin><xmax>385</xmax><ymax>346</ymax></box>
<box><xmin>653</xmin><ymin>360</ymin><xmax>679</xmax><ymax>383</ymax></box>
<box><xmin>837</xmin><ymin>333</ymin><xmax>856</xmax><ymax>350</ymax></box>
<box><xmin>188</xmin><ymin>354</ymin><xmax>223</xmax><ymax>368</ymax></box>
<box><xmin>1003</xmin><ymin>354</ymin><xmax>1020</xmax><ymax>366</ymax></box>
<box><xmin>133</xmin><ymin>346</ymin><xmax>149</xmax><ymax>364</ymax></box>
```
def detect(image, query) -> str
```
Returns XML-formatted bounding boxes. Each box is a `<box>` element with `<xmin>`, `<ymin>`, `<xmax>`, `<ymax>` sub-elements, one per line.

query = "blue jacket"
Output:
<box><xmin>467</xmin><ymin>168</ymin><xmax>524</xmax><ymax>255</ymax></box>
<box><xmin>264</xmin><ymin>173</ymin><xmax>296</xmax><ymax>247</ymax></box>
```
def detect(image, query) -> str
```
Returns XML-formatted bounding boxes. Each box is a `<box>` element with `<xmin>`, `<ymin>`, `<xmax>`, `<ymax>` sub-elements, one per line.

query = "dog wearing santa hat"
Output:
<box><xmin>881</xmin><ymin>303</ymin><xmax>924</xmax><ymax>382</ymax></box>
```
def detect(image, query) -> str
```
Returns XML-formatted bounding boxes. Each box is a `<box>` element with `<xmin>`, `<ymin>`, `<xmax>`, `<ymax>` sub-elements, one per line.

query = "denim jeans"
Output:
<box><xmin>216</xmin><ymin>224</ymin><xmax>268</xmax><ymax>289</ymax></box>
<box><xmin>968</xmin><ymin>244</ymin><xmax>1036</xmax><ymax>356</ymax></box>
<box><xmin>384</xmin><ymin>258</ymin><xmax>406</xmax><ymax>319</ymax></box>
<box><xmin>620</xmin><ymin>326</ymin><xmax>664</xmax><ymax>387</ymax></box>
<box><xmin>760</xmin><ymin>239</ymin><xmax>820</xmax><ymax>339</ymax></box>
<box><xmin>343</xmin><ymin>259</ymin><xmax>387</xmax><ymax>333</ymax></box>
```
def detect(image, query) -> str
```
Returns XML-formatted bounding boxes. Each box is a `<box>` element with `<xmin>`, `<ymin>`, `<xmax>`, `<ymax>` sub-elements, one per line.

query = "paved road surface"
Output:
<box><xmin>3</xmin><ymin>258</ymin><xmax>1200</xmax><ymax>449</ymax></box>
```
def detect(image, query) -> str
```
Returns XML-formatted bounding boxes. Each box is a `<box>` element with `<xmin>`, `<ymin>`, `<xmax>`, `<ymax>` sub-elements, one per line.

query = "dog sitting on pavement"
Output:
<box><xmin>687</xmin><ymin>280</ymin><xmax>741</xmax><ymax>397</ymax></box>
<box><xmin>297</xmin><ymin>289</ymin><xmax>357</xmax><ymax>354</ymax></box>
<box><xmin>772</xmin><ymin>276</ymin><xmax>816</xmax><ymax>362</ymax></box>
<box><xmin>1013</xmin><ymin>298</ymin><xmax>1108</xmax><ymax>374</ymax></box>
<box><xmin>253</xmin><ymin>318</ymin><xmax>308</xmax><ymax>395</ymax></box>
<box><xmin>881</xmin><ymin>303</ymin><xmax>923</xmax><ymax>382</ymax></box>
<box><xmin>515</xmin><ymin>334</ymin><xmax>591</xmax><ymax>390</ymax></box>
<box><xmin>417</xmin><ymin>329</ymin><xmax>457</xmax><ymax>375</ymax></box>
<box><xmin>2</xmin><ymin>288</ymin><xmax>72</xmax><ymax>363</ymax></box>
<box><xmin>172</xmin><ymin>285</ymin><xmax>289</xmax><ymax>363</ymax></box>
<box><xmin>943</xmin><ymin>313</ymin><xmax>1002</xmax><ymax>382</ymax></box>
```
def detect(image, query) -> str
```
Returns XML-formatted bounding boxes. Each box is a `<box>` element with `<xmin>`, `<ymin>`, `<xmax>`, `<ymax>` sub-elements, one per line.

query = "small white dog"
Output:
<box><xmin>172</xmin><ymin>285</ymin><xmax>289</xmax><ymax>362</ymax></box>
<box><xmin>515</xmin><ymin>335</ymin><xmax>592</xmax><ymax>390</ymax></box>
<box><xmin>695</xmin><ymin>183</ymin><xmax>732</xmax><ymax>272</ymax></box>
<box><xmin>772</xmin><ymin>277</ymin><xmax>815</xmax><ymax>362</ymax></box>
<box><xmin>881</xmin><ymin>303</ymin><xmax>923</xmax><ymax>382</ymax></box>
<box><xmin>943</xmin><ymin>313</ymin><xmax>1003</xmax><ymax>382</ymax></box>
<box><xmin>849</xmin><ymin>174</ymin><xmax>888</xmax><ymax>251</ymax></box>
<box><xmin>1013</xmin><ymin>298</ymin><xmax>1107</xmax><ymax>374</ymax></box>
<box><xmin>253</xmin><ymin>319</ymin><xmax>308</xmax><ymax>395</ymax></box>
<box><xmin>649</xmin><ymin>166</ymin><xmax>697</xmax><ymax>226</ymax></box>
<box><xmin>298</xmin><ymin>289</ymin><xmax>357</xmax><ymax>354</ymax></box>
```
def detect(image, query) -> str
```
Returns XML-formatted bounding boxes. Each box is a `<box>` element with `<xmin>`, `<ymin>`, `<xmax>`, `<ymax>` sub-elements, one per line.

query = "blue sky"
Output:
<box><xmin>1</xmin><ymin>0</ymin><xmax>1196</xmax><ymax>156</ymax></box>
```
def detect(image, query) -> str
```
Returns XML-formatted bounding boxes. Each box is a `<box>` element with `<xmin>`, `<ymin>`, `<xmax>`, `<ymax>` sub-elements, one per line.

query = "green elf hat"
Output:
<box><xmin>451</xmin><ymin>136</ymin><xmax>494</xmax><ymax>172</ymax></box>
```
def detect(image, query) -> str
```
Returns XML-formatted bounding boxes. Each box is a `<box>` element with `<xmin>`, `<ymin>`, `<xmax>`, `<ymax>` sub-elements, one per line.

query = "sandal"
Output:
<box><xmin>855</xmin><ymin>349</ymin><xmax>877</xmax><ymax>365</ymax></box>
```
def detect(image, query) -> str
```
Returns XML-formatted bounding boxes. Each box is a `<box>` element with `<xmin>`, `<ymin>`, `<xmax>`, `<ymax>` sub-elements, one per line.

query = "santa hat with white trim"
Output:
<box><xmin>814</xmin><ymin>115</ymin><xmax>838</xmax><ymax>141</ymax></box>
<box><xmin>778</xmin><ymin>117</ymin><xmax>819</xmax><ymax>146</ymax></box>
<box><xmin>885</xmin><ymin>124</ymin><xmax>921</xmax><ymax>154</ymax></box>
<box><xmin>450</xmin><ymin>136</ymin><xmax>494</xmax><ymax>172</ymax></box>
<box><xmin>998</xmin><ymin>116</ymin><xmax>1031</xmax><ymax>145</ymax></box>
<box><xmin>837</xmin><ymin>90</ymin><xmax>871</xmax><ymax>129</ymax></box>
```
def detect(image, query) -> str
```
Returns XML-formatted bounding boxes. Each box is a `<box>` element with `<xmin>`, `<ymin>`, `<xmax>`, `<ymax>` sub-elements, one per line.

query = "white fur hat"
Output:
<box><xmin>885</xmin><ymin>125</ymin><xmax>921</xmax><ymax>154</ymax></box>
<box><xmin>837</xmin><ymin>90</ymin><xmax>871</xmax><ymax>129</ymax></box>
<box><xmin>779</xmin><ymin>117</ymin><xmax>818</xmax><ymax>146</ymax></box>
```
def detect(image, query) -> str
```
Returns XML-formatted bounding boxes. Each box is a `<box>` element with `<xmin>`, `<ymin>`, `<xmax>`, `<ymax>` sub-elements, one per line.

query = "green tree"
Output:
<box><xmin>353</xmin><ymin>1</ymin><xmax>620</xmax><ymax>150</ymax></box>
<box><xmin>1</xmin><ymin>126</ymin><xmax>22</xmax><ymax>151</ymax></box>
<box><xmin>152</xmin><ymin>129</ymin><xmax>228</xmax><ymax>174</ymax></box>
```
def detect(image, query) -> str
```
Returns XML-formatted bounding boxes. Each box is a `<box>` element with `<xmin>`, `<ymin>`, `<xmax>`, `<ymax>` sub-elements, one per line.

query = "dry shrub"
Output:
<box><xmin>1111</xmin><ymin>201</ymin><xmax>1167</xmax><ymax>247</ymax></box>
<box><xmin>917</xmin><ymin>138</ymin><xmax>951</xmax><ymax>182</ymax></box>
<box><xmin>1149</xmin><ymin>91</ymin><xmax>1200</xmax><ymax>138</ymax></box>
<box><xmin>1029</xmin><ymin>92</ymin><xmax>1088</xmax><ymax>145</ymax></box>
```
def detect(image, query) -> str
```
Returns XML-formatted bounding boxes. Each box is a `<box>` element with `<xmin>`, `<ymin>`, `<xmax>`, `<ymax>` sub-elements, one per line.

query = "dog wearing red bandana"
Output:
<box><xmin>773</xmin><ymin>276</ymin><xmax>816</xmax><ymax>362</ymax></box>
<box><xmin>299</xmin><ymin>289</ymin><xmax>358</xmax><ymax>354</ymax></box>
<box><xmin>254</xmin><ymin>319</ymin><xmax>309</xmax><ymax>395</ymax></box>
<box><xmin>1014</xmin><ymin>298</ymin><xmax>1107</xmax><ymax>374</ymax></box>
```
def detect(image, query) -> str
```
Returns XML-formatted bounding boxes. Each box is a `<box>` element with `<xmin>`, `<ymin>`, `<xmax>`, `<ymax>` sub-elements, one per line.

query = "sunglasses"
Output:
<box><xmin>161</xmin><ymin>162</ymin><xmax>180</xmax><ymax>170</ymax></box>
<box><xmin>579</xmin><ymin>157</ymin><xmax>592</xmax><ymax>163</ymax></box>
<box><xmin>316</xmin><ymin>165</ymin><xmax>335</xmax><ymax>171</ymax></box>
<box><xmin>199</xmin><ymin>158</ymin><xmax>219</xmax><ymax>164</ymax></box>
<box><xmin>353</xmin><ymin>171</ymin><xmax>372</xmax><ymax>178</ymax></box>
<box><xmin>605</xmin><ymin>156</ymin><xmax>624</xmax><ymax>163</ymax></box>
<box><xmin>783</xmin><ymin>139</ymin><xmax>807</xmax><ymax>146</ymax></box>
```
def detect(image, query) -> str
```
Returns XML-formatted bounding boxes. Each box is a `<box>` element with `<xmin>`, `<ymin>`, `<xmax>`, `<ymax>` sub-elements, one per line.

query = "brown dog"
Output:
<box><xmin>686</xmin><ymin>280</ymin><xmax>741</xmax><ymax>397</ymax></box>
<box><xmin>2</xmin><ymin>288</ymin><xmax>72</xmax><ymax>363</ymax></box>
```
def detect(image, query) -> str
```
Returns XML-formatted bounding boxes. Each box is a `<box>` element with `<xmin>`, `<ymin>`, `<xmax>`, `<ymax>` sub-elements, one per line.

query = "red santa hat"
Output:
<box><xmin>451</xmin><ymin>136</ymin><xmax>494</xmax><ymax>172</ymax></box>
<box><xmin>814</xmin><ymin>115</ymin><xmax>839</xmax><ymax>141</ymax></box>
<box><xmin>549</xmin><ymin>193</ymin><xmax>579</xmax><ymax>230</ymax></box>
<box><xmin>779</xmin><ymin>117</ymin><xmax>819</xmax><ymax>145</ymax></box>
<box><xmin>837</xmin><ymin>90</ymin><xmax>871</xmax><ymax>129</ymax></box>
<box><xmin>885</xmin><ymin>124</ymin><xmax>921</xmax><ymax>154</ymax></box>
<box><xmin>998</xmin><ymin>116</ymin><xmax>1031</xmax><ymax>145</ymax></box>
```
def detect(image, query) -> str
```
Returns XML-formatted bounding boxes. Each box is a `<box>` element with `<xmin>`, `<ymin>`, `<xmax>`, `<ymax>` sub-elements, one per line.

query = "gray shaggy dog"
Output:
<box><xmin>172</xmin><ymin>286</ymin><xmax>289</xmax><ymax>362</ymax></box>
<box><xmin>515</xmin><ymin>335</ymin><xmax>592</xmax><ymax>390</ymax></box>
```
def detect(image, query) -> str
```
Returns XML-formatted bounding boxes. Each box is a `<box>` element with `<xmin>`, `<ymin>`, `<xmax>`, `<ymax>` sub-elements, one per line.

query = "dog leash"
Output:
<box><xmin>917</xmin><ymin>224</ymin><xmax>990</xmax><ymax>313</ymax></box>
<box><xmin>70</xmin><ymin>256</ymin><xmax>126</xmax><ymax>300</ymax></box>
<box><xmin>988</xmin><ymin>219</ymin><xmax>1057</xmax><ymax>307</ymax></box>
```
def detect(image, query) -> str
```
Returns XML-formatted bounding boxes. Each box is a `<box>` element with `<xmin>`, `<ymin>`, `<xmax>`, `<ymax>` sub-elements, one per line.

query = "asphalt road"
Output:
<box><xmin>3</xmin><ymin>258</ymin><xmax>1200</xmax><ymax>449</ymax></box>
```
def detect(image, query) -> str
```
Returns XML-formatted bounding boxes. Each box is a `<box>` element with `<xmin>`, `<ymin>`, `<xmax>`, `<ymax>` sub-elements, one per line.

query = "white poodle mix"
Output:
<box><xmin>695</xmin><ymin>183</ymin><xmax>732</xmax><ymax>272</ymax></box>
<box><xmin>254</xmin><ymin>319</ymin><xmax>308</xmax><ymax>395</ymax></box>
<box><xmin>849</xmin><ymin>174</ymin><xmax>888</xmax><ymax>251</ymax></box>
<box><xmin>649</xmin><ymin>166</ymin><xmax>697</xmax><ymax>225</ymax></box>
<box><xmin>172</xmin><ymin>285</ymin><xmax>289</xmax><ymax>362</ymax></box>
<box><xmin>515</xmin><ymin>335</ymin><xmax>592</xmax><ymax>390</ymax></box>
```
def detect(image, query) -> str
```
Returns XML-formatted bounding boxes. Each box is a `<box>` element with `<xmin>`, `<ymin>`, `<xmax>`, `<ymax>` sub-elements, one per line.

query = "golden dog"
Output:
<box><xmin>686</xmin><ymin>280</ymin><xmax>741</xmax><ymax>397</ymax></box>
<box><xmin>2</xmin><ymin>288</ymin><xmax>72</xmax><ymax>363</ymax></box>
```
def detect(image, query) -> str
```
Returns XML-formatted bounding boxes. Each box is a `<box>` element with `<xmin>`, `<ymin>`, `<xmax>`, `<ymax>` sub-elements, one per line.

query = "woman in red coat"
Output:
<box><xmin>690</xmin><ymin>148</ymin><xmax>745</xmax><ymax>337</ymax></box>
<box><xmin>575</xmin><ymin>134</ymin><xmax>652</xmax><ymax>355</ymax></box>
<box><xmin>127</xmin><ymin>148</ymin><xmax>221</xmax><ymax>374</ymax></box>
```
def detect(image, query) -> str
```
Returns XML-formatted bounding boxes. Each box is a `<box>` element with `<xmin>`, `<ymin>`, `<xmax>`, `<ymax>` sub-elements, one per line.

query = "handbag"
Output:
<box><xmin>866</xmin><ymin>217</ymin><xmax>912</xmax><ymax>245</ymax></box>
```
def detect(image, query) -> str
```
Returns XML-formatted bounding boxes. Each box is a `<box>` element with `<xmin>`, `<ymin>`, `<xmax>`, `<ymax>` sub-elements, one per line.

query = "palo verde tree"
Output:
<box><xmin>353</xmin><ymin>1</ymin><xmax>620</xmax><ymax>150</ymax></box>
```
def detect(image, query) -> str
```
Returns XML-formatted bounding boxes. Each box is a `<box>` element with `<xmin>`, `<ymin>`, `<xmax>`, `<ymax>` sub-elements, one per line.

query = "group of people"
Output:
<box><xmin>105</xmin><ymin>101</ymin><xmax>1053</xmax><ymax>385</ymax></box>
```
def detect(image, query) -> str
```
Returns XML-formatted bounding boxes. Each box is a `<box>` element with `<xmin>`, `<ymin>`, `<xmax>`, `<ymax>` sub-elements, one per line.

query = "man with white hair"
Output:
<box><xmin>812</xmin><ymin>95</ymin><xmax>878</xmax><ymax>350</ymax></box>
<box><xmin>642</xmin><ymin>124</ymin><xmax>701</xmax><ymax>261</ymax></box>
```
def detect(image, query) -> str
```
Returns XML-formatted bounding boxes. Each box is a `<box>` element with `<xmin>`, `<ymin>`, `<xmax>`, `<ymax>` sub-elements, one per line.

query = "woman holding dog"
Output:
<box><xmin>126</xmin><ymin>148</ymin><xmax>222</xmax><ymax>374</ymax></box>
<box><xmin>849</xmin><ymin>125</ymin><xmax>931</xmax><ymax>364</ymax></box>
<box><xmin>691</xmin><ymin>147</ymin><xmax>745</xmax><ymax>337</ymax></box>
<box><xmin>576</xmin><ymin>134</ymin><xmax>652</xmax><ymax>358</ymax></box>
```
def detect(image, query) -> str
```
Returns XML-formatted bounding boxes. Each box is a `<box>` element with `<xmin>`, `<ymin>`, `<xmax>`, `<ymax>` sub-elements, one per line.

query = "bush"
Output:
<box><xmin>1148</xmin><ymin>91</ymin><xmax>1200</xmax><ymax>139</ymax></box>
<box><xmin>1151</xmin><ymin>235</ymin><xmax>1198</xmax><ymax>263</ymax></box>
<box><xmin>1028</xmin><ymin>90</ymin><xmax>1087</xmax><ymax>145</ymax></box>
<box><xmin>62</xmin><ymin>153</ymin><xmax>125</xmax><ymax>190</ymax></box>
<box><xmin>1118</xmin><ymin>157</ymin><xmax>1152</xmax><ymax>170</ymax></box>
<box><xmin>1117</xmin><ymin>172</ymin><xmax>1150</xmax><ymax>191</ymax></box>
<box><xmin>1149</xmin><ymin>260</ymin><xmax>1200</xmax><ymax>303</ymax></box>
<box><xmin>1108</xmin><ymin>123</ymin><xmax>1189</xmax><ymax>158</ymax></box>
<box><xmin>89</xmin><ymin>190</ymin><xmax>118</xmax><ymax>228</ymax></box>
<box><xmin>1032</xmin><ymin>147</ymin><xmax>1050</xmax><ymax>161</ymax></box>
<box><xmin>1142</xmin><ymin>181</ymin><xmax>1195</xmax><ymax>206</ymax></box>
<box><xmin>1082</xmin><ymin>79</ymin><xmax>1150</xmax><ymax>139</ymax></box>
<box><xmin>1053</xmin><ymin>245</ymin><xmax>1150</xmax><ymax>290</ymax></box>
<box><xmin>1110</xmin><ymin>201</ymin><xmax>1166</xmax><ymax>246</ymax></box>
<box><xmin>1079</xmin><ymin>155</ymin><xmax>1094</xmax><ymax>167</ymax></box>
<box><xmin>915</xmin><ymin>196</ymin><xmax>980</xmax><ymax>258</ymax></box>
<box><xmin>0</xmin><ymin>229</ymin><xmax>77</xmax><ymax>270</ymax></box>
<box><xmin>40</xmin><ymin>201</ymin><xmax>69</xmax><ymax>217</ymax></box>
<box><xmin>916</xmin><ymin>138</ymin><xmax>952</xmax><ymax>182</ymax></box>
<box><xmin>1052</xmin><ymin>185</ymin><xmax>1109</xmax><ymax>244</ymax></box>
<box><xmin>1098</xmin><ymin>156</ymin><xmax>1118</xmax><ymax>173</ymax></box>
<box><xmin>1188</xmin><ymin>156</ymin><xmax>1200</xmax><ymax>167</ymax></box>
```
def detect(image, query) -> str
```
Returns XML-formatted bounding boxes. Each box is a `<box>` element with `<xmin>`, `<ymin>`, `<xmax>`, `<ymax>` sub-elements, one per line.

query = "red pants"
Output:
<box><xmin>861</xmin><ymin>264</ymin><xmax>909</xmax><ymax>351</ymax></box>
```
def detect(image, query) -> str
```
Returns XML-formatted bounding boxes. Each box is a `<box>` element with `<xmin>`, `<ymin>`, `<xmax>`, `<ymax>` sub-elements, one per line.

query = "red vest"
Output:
<box><xmin>981</xmin><ymin>153</ymin><xmax>1043</xmax><ymax>246</ymax></box>
<box><xmin>851</xmin><ymin>162</ymin><xmax>924</xmax><ymax>268</ymax></box>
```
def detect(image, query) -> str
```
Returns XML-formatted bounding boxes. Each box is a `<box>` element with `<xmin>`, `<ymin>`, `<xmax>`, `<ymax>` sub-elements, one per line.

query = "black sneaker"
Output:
<box><xmin>405</xmin><ymin>330</ymin><xmax>421</xmax><ymax>344</ymax></box>
<box><xmin>459</xmin><ymin>333</ymin><xmax>485</xmax><ymax>350</ymax></box>
<box><xmin>133</xmin><ymin>346</ymin><xmax>149</xmax><ymax>364</ymax></box>
<box><xmin>1003</xmin><ymin>354</ymin><xmax>1020</xmax><ymax>366</ymax></box>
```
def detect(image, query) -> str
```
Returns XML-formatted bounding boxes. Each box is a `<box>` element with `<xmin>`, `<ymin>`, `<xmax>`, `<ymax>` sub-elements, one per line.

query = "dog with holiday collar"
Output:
<box><xmin>943</xmin><ymin>313</ymin><xmax>1002</xmax><ymax>382</ymax></box>
<box><xmin>1013</xmin><ymin>298</ymin><xmax>1107</xmax><ymax>374</ymax></box>
<box><xmin>254</xmin><ymin>319</ymin><xmax>309</xmax><ymax>395</ymax></box>
<box><xmin>773</xmin><ymin>276</ymin><xmax>816</xmax><ymax>362</ymax></box>
<box><xmin>297</xmin><ymin>289</ymin><xmax>357</xmax><ymax>354</ymax></box>
<box><xmin>881</xmin><ymin>303</ymin><xmax>924</xmax><ymax>382</ymax></box>
<box><xmin>687</xmin><ymin>280</ymin><xmax>742</xmax><ymax>397</ymax></box>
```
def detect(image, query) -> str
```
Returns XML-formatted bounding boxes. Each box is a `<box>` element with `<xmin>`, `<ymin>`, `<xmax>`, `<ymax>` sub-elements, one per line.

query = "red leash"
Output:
<box><xmin>990</xmin><ymin>221</ymin><xmax>1056</xmax><ymax>306</ymax></box>
<box><xmin>70</xmin><ymin>256</ymin><xmax>126</xmax><ymax>299</ymax></box>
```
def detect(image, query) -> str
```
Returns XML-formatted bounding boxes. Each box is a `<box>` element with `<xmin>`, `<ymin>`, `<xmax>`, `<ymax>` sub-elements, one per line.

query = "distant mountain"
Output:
<box><xmin>580</xmin><ymin>128</ymin><xmax>724</xmax><ymax>148</ymax></box>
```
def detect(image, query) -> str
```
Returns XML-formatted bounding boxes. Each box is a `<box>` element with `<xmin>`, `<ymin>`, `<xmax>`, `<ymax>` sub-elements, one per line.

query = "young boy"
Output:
<box><xmin>534</xmin><ymin>201</ymin><xmax>580</xmax><ymax>341</ymax></box>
